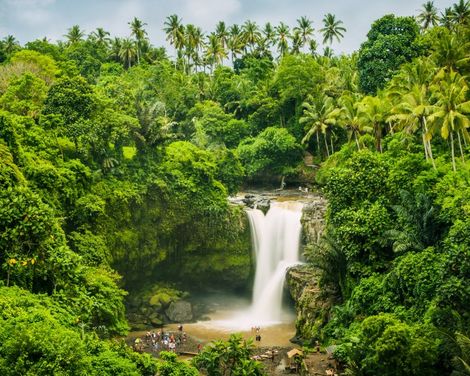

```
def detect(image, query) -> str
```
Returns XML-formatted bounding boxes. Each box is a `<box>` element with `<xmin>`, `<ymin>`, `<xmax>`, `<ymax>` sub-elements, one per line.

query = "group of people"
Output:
<box><xmin>134</xmin><ymin>326</ymin><xmax>188</xmax><ymax>354</ymax></box>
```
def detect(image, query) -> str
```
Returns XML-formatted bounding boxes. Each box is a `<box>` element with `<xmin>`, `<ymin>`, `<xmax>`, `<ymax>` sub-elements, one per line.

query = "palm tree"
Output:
<box><xmin>388</xmin><ymin>84</ymin><xmax>436</xmax><ymax>167</ymax></box>
<box><xmin>294</xmin><ymin>16</ymin><xmax>314</xmax><ymax>48</ymax></box>
<box><xmin>290</xmin><ymin>31</ymin><xmax>302</xmax><ymax>54</ymax></box>
<box><xmin>215</xmin><ymin>21</ymin><xmax>229</xmax><ymax>49</ymax></box>
<box><xmin>164</xmin><ymin>14</ymin><xmax>185</xmax><ymax>61</ymax></box>
<box><xmin>185</xmin><ymin>24</ymin><xmax>204</xmax><ymax>73</ymax></box>
<box><xmin>128</xmin><ymin>17</ymin><xmax>147</xmax><ymax>64</ymax></box>
<box><xmin>90</xmin><ymin>27</ymin><xmax>110</xmax><ymax>47</ymax></box>
<box><xmin>300</xmin><ymin>94</ymin><xmax>337</xmax><ymax>157</ymax></box>
<box><xmin>428</xmin><ymin>69</ymin><xmax>470</xmax><ymax>171</ymax></box>
<box><xmin>275</xmin><ymin>22</ymin><xmax>290</xmax><ymax>57</ymax></box>
<box><xmin>451</xmin><ymin>0</ymin><xmax>470</xmax><ymax>25</ymax></box>
<box><xmin>64</xmin><ymin>25</ymin><xmax>85</xmax><ymax>45</ymax></box>
<box><xmin>2</xmin><ymin>35</ymin><xmax>19</xmax><ymax>55</ymax></box>
<box><xmin>440</xmin><ymin>7</ymin><xmax>455</xmax><ymax>29</ymax></box>
<box><xmin>242</xmin><ymin>20</ymin><xmax>261</xmax><ymax>52</ymax></box>
<box><xmin>357</xmin><ymin>95</ymin><xmax>389</xmax><ymax>152</ymax></box>
<box><xmin>262</xmin><ymin>22</ymin><xmax>276</xmax><ymax>49</ymax></box>
<box><xmin>119</xmin><ymin>37</ymin><xmax>137</xmax><ymax>69</ymax></box>
<box><xmin>335</xmin><ymin>93</ymin><xmax>371</xmax><ymax>150</ymax></box>
<box><xmin>205</xmin><ymin>33</ymin><xmax>227</xmax><ymax>72</ymax></box>
<box><xmin>227</xmin><ymin>26</ymin><xmax>244</xmax><ymax>64</ymax></box>
<box><xmin>308</xmin><ymin>39</ymin><xmax>318</xmax><ymax>56</ymax></box>
<box><xmin>109</xmin><ymin>37</ymin><xmax>122</xmax><ymax>62</ymax></box>
<box><xmin>417</xmin><ymin>1</ymin><xmax>439</xmax><ymax>29</ymax></box>
<box><xmin>320</xmin><ymin>13</ymin><xmax>346</xmax><ymax>44</ymax></box>
<box><xmin>387</xmin><ymin>58</ymin><xmax>437</xmax><ymax>166</ymax></box>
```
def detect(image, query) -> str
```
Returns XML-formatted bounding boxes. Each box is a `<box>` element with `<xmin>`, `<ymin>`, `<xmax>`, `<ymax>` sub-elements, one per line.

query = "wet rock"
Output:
<box><xmin>242</xmin><ymin>194</ymin><xmax>256</xmax><ymax>208</ymax></box>
<box><xmin>301</xmin><ymin>195</ymin><xmax>327</xmax><ymax>245</ymax></box>
<box><xmin>256</xmin><ymin>198</ymin><xmax>271</xmax><ymax>214</ymax></box>
<box><xmin>165</xmin><ymin>300</ymin><xmax>193</xmax><ymax>322</ymax></box>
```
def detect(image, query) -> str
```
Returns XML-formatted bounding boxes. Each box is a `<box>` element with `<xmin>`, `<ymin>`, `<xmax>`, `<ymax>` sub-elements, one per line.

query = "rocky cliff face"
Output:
<box><xmin>286</xmin><ymin>192</ymin><xmax>329</xmax><ymax>344</ymax></box>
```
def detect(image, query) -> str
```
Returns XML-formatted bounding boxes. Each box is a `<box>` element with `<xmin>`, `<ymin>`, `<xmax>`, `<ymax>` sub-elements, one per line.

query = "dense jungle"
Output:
<box><xmin>0</xmin><ymin>0</ymin><xmax>469</xmax><ymax>374</ymax></box>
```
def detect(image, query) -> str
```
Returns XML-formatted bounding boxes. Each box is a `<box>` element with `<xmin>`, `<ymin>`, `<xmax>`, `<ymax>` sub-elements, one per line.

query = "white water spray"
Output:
<box><xmin>247</xmin><ymin>201</ymin><xmax>303</xmax><ymax>324</ymax></box>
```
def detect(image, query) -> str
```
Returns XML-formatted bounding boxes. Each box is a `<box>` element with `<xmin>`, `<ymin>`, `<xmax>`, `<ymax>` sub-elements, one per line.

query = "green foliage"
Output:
<box><xmin>343</xmin><ymin>314</ymin><xmax>440</xmax><ymax>376</ymax></box>
<box><xmin>237</xmin><ymin>126</ymin><xmax>302</xmax><ymax>177</ymax></box>
<box><xmin>358</xmin><ymin>15</ymin><xmax>424</xmax><ymax>94</ymax></box>
<box><xmin>193</xmin><ymin>334</ymin><xmax>265</xmax><ymax>375</ymax></box>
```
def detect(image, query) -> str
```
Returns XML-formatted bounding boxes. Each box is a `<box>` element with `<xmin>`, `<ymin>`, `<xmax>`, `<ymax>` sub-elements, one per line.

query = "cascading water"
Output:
<box><xmin>247</xmin><ymin>201</ymin><xmax>303</xmax><ymax>324</ymax></box>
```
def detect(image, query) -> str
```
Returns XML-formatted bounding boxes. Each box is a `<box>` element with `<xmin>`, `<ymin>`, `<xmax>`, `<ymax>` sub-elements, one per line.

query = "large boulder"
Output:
<box><xmin>165</xmin><ymin>300</ymin><xmax>193</xmax><ymax>322</ymax></box>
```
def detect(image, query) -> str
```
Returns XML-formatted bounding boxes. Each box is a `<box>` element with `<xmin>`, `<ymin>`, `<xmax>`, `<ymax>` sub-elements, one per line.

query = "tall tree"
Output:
<box><xmin>451</xmin><ymin>0</ymin><xmax>470</xmax><ymax>25</ymax></box>
<box><xmin>164</xmin><ymin>14</ymin><xmax>185</xmax><ymax>62</ymax></box>
<box><xmin>119</xmin><ymin>38</ymin><xmax>137</xmax><ymax>69</ymax></box>
<box><xmin>300</xmin><ymin>94</ymin><xmax>337</xmax><ymax>157</ymax></box>
<box><xmin>275</xmin><ymin>22</ymin><xmax>291</xmax><ymax>57</ymax></box>
<box><xmin>335</xmin><ymin>93</ymin><xmax>371</xmax><ymax>150</ymax></box>
<box><xmin>320</xmin><ymin>13</ymin><xmax>346</xmax><ymax>44</ymax></box>
<box><xmin>227</xmin><ymin>25</ymin><xmax>244</xmax><ymax>63</ymax></box>
<box><xmin>205</xmin><ymin>34</ymin><xmax>227</xmax><ymax>72</ymax></box>
<box><xmin>262</xmin><ymin>22</ymin><xmax>276</xmax><ymax>49</ymax></box>
<box><xmin>428</xmin><ymin>69</ymin><xmax>470</xmax><ymax>171</ymax></box>
<box><xmin>128</xmin><ymin>17</ymin><xmax>147</xmax><ymax>64</ymax></box>
<box><xmin>357</xmin><ymin>94</ymin><xmax>390</xmax><ymax>152</ymax></box>
<box><xmin>417</xmin><ymin>1</ymin><xmax>439</xmax><ymax>29</ymax></box>
<box><xmin>89</xmin><ymin>27</ymin><xmax>110</xmax><ymax>48</ymax></box>
<box><xmin>2</xmin><ymin>35</ymin><xmax>20</xmax><ymax>55</ymax></box>
<box><xmin>64</xmin><ymin>25</ymin><xmax>85</xmax><ymax>45</ymax></box>
<box><xmin>242</xmin><ymin>20</ymin><xmax>261</xmax><ymax>52</ymax></box>
<box><xmin>294</xmin><ymin>16</ymin><xmax>314</xmax><ymax>48</ymax></box>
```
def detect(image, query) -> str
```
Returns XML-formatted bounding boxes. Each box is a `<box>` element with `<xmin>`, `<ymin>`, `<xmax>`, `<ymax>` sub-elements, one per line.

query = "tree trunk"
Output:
<box><xmin>330</xmin><ymin>131</ymin><xmax>334</xmax><ymax>154</ymax></box>
<box><xmin>316</xmin><ymin>131</ymin><xmax>321</xmax><ymax>158</ymax></box>
<box><xmin>450</xmin><ymin>132</ymin><xmax>456</xmax><ymax>171</ymax></box>
<box><xmin>324</xmin><ymin>133</ymin><xmax>330</xmax><ymax>157</ymax></box>
<box><xmin>354</xmin><ymin>132</ymin><xmax>360</xmax><ymax>150</ymax></box>
<box><xmin>457</xmin><ymin>130</ymin><xmax>465</xmax><ymax>162</ymax></box>
<box><xmin>423</xmin><ymin>117</ymin><xmax>436</xmax><ymax>169</ymax></box>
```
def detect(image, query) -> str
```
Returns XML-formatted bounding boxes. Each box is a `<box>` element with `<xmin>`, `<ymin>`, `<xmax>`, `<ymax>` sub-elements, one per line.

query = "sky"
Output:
<box><xmin>0</xmin><ymin>0</ymin><xmax>458</xmax><ymax>55</ymax></box>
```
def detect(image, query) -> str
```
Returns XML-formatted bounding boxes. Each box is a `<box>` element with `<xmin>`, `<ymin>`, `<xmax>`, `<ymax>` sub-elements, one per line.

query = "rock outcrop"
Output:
<box><xmin>286</xmin><ymin>192</ymin><xmax>329</xmax><ymax>344</ymax></box>
<box><xmin>165</xmin><ymin>300</ymin><xmax>193</xmax><ymax>322</ymax></box>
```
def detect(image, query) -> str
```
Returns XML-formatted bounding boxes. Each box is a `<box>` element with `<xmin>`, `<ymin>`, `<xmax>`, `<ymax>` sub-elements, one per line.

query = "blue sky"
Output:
<box><xmin>0</xmin><ymin>0</ymin><xmax>458</xmax><ymax>54</ymax></box>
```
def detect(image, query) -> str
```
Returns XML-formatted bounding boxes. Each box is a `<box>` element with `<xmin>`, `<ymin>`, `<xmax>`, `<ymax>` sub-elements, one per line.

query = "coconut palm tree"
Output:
<box><xmin>90</xmin><ymin>27</ymin><xmax>111</xmax><ymax>48</ymax></box>
<box><xmin>205</xmin><ymin>33</ymin><xmax>227</xmax><ymax>72</ymax></box>
<box><xmin>2</xmin><ymin>35</ymin><xmax>19</xmax><ymax>55</ymax></box>
<box><xmin>227</xmin><ymin>27</ymin><xmax>244</xmax><ymax>64</ymax></box>
<box><xmin>335</xmin><ymin>93</ymin><xmax>371</xmax><ymax>150</ymax></box>
<box><xmin>417</xmin><ymin>1</ymin><xmax>439</xmax><ymax>29</ymax></box>
<box><xmin>275</xmin><ymin>22</ymin><xmax>290</xmax><ymax>57</ymax></box>
<box><xmin>388</xmin><ymin>84</ymin><xmax>436</xmax><ymax>167</ymax></box>
<box><xmin>308</xmin><ymin>39</ymin><xmax>318</xmax><ymax>56</ymax></box>
<box><xmin>215</xmin><ymin>21</ymin><xmax>229</xmax><ymax>49</ymax></box>
<box><xmin>451</xmin><ymin>0</ymin><xmax>470</xmax><ymax>25</ymax></box>
<box><xmin>357</xmin><ymin>94</ymin><xmax>390</xmax><ymax>152</ymax></box>
<box><xmin>300</xmin><ymin>94</ymin><xmax>337</xmax><ymax>157</ymax></box>
<box><xmin>428</xmin><ymin>69</ymin><xmax>470</xmax><ymax>171</ymax></box>
<box><xmin>119</xmin><ymin>37</ymin><xmax>137</xmax><ymax>69</ymax></box>
<box><xmin>128</xmin><ymin>17</ymin><xmax>147</xmax><ymax>64</ymax></box>
<box><xmin>320</xmin><ymin>14</ymin><xmax>346</xmax><ymax>44</ymax></box>
<box><xmin>242</xmin><ymin>20</ymin><xmax>261</xmax><ymax>52</ymax></box>
<box><xmin>262</xmin><ymin>22</ymin><xmax>276</xmax><ymax>49</ymax></box>
<box><xmin>291</xmin><ymin>31</ymin><xmax>302</xmax><ymax>54</ymax></box>
<box><xmin>164</xmin><ymin>14</ymin><xmax>185</xmax><ymax>61</ymax></box>
<box><xmin>185</xmin><ymin>24</ymin><xmax>204</xmax><ymax>73</ymax></box>
<box><xmin>440</xmin><ymin>7</ymin><xmax>455</xmax><ymax>29</ymax></box>
<box><xmin>109</xmin><ymin>38</ymin><xmax>122</xmax><ymax>62</ymax></box>
<box><xmin>64</xmin><ymin>25</ymin><xmax>85</xmax><ymax>45</ymax></box>
<box><xmin>294</xmin><ymin>16</ymin><xmax>314</xmax><ymax>48</ymax></box>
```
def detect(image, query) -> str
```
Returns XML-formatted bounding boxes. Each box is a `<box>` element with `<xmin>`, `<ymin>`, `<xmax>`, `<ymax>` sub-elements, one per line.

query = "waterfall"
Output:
<box><xmin>247</xmin><ymin>201</ymin><xmax>303</xmax><ymax>324</ymax></box>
